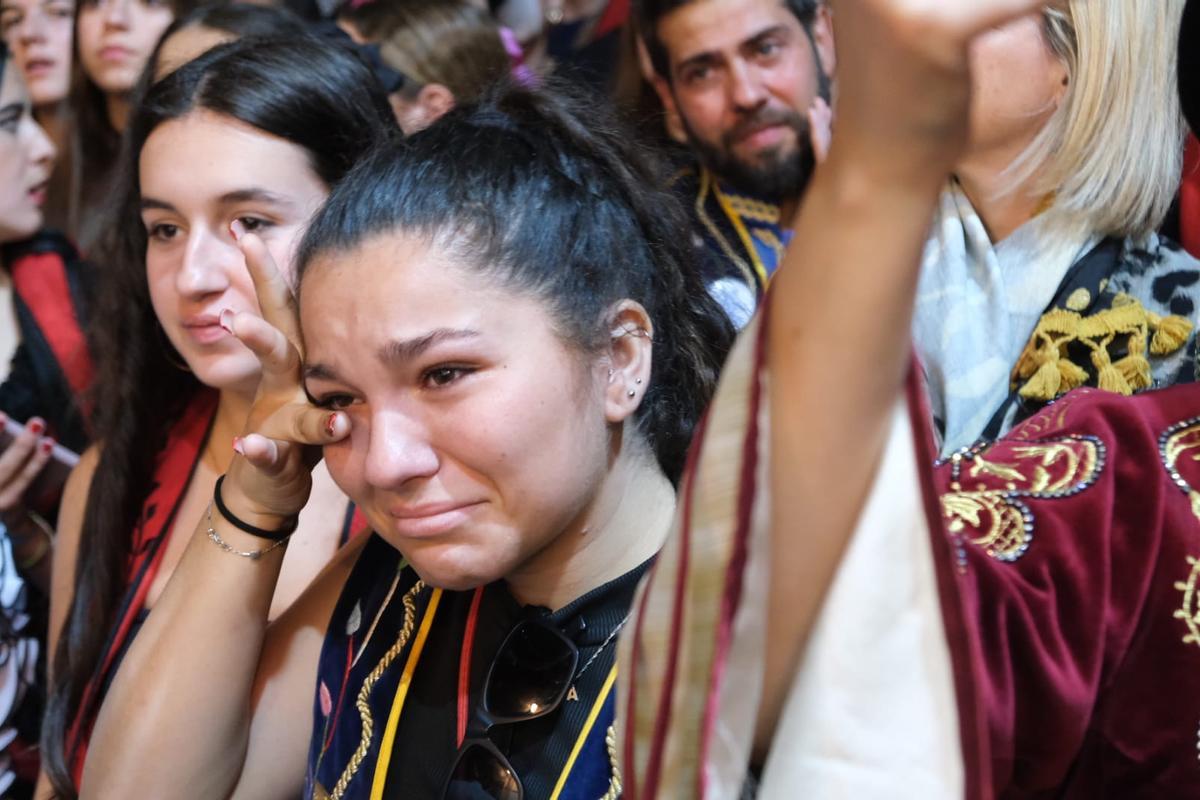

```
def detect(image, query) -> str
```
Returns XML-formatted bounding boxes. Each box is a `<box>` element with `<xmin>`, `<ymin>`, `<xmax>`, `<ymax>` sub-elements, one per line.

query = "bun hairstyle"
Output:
<box><xmin>297</xmin><ymin>80</ymin><xmax>735</xmax><ymax>482</ymax></box>
<box><xmin>43</xmin><ymin>36</ymin><xmax>397</xmax><ymax>799</ymax></box>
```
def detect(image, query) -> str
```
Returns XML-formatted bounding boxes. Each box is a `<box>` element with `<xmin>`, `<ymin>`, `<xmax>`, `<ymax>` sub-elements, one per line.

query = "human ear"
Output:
<box><xmin>651</xmin><ymin>76</ymin><xmax>688</xmax><ymax>144</ymax></box>
<box><xmin>602</xmin><ymin>300</ymin><xmax>654</xmax><ymax>424</ymax></box>
<box><xmin>417</xmin><ymin>83</ymin><xmax>457</xmax><ymax>126</ymax></box>
<box><xmin>811</xmin><ymin>3</ymin><xmax>837</xmax><ymax>79</ymax></box>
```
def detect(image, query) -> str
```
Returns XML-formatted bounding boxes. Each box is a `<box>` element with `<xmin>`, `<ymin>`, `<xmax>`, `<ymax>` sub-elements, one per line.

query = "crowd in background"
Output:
<box><xmin>0</xmin><ymin>0</ymin><xmax>1198</xmax><ymax>797</ymax></box>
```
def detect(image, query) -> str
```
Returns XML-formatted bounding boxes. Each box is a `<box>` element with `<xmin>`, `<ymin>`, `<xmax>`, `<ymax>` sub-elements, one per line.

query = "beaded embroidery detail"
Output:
<box><xmin>1160</xmin><ymin>417</ymin><xmax>1200</xmax><ymax>650</ymax></box>
<box><xmin>941</xmin><ymin>436</ymin><xmax>1107</xmax><ymax>563</ymax></box>
<box><xmin>1160</xmin><ymin>416</ymin><xmax>1200</xmax><ymax>523</ymax></box>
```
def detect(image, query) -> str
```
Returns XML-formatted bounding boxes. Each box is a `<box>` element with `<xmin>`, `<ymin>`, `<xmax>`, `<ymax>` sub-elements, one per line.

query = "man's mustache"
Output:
<box><xmin>724</xmin><ymin>107</ymin><xmax>806</xmax><ymax>149</ymax></box>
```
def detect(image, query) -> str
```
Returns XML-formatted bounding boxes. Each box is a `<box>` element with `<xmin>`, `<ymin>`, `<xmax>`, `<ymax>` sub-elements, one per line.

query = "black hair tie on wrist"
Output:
<box><xmin>213</xmin><ymin>475</ymin><xmax>300</xmax><ymax>542</ymax></box>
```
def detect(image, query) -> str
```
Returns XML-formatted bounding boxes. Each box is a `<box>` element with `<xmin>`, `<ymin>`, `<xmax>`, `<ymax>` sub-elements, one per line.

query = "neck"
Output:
<box><xmin>506</xmin><ymin>440</ymin><xmax>675</xmax><ymax>611</ymax></box>
<box><xmin>205</xmin><ymin>389</ymin><xmax>255</xmax><ymax>475</ymax></box>
<box><xmin>779</xmin><ymin>196</ymin><xmax>800</xmax><ymax>227</ymax></box>
<box><xmin>954</xmin><ymin>151</ymin><xmax>1046</xmax><ymax>245</ymax></box>
<box><xmin>34</xmin><ymin>104</ymin><xmax>67</xmax><ymax>150</ymax></box>
<box><xmin>105</xmin><ymin>93</ymin><xmax>130</xmax><ymax>133</ymax></box>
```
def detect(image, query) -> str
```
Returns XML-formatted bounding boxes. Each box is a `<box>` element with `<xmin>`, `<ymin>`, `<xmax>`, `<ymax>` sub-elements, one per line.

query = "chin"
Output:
<box><xmin>397</xmin><ymin>539</ymin><xmax>516</xmax><ymax>593</ymax></box>
<box><xmin>189</xmin><ymin>356</ymin><xmax>261</xmax><ymax>394</ymax></box>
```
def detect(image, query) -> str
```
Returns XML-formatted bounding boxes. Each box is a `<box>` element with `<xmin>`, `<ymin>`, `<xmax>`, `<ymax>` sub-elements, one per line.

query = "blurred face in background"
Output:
<box><xmin>0</xmin><ymin>56</ymin><xmax>55</xmax><ymax>241</ymax></box>
<box><xmin>0</xmin><ymin>0</ymin><xmax>74</xmax><ymax>109</ymax></box>
<box><xmin>652</xmin><ymin>0</ymin><xmax>834</xmax><ymax>202</ymax></box>
<box><xmin>76</xmin><ymin>0</ymin><xmax>171</xmax><ymax>96</ymax></box>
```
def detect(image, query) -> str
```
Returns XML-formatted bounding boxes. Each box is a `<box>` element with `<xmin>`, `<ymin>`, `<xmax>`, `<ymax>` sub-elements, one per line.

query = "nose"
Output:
<box><xmin>102</xmin><ymin>0</ymin><xmax>131</xmax><ymax>29</ymax></box>
<box><xmin>728</xmin><ymin>59</ymin><xmax>768</xmax><ymax>113</ymax></box>
<box><xmin>363</xmin><ymin>409</ymin><xmax>440</xmax><ymax>491</ymax></box>
<box><xmin>176</xmin><ymin>228</ymin><xmax>235</xmax><ymax>299</ymax></box>
<box><xmin>16</xmin><ymin>9</ymin><xmax>48</xmax><ymax>42</ymax></box>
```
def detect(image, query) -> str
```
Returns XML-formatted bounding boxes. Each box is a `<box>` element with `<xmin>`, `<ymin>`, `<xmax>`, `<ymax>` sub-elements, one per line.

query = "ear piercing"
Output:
<box><xmin>627</xmin><ymin>390</ymin><xmax>636</xmax><ymax>398</ymax></box>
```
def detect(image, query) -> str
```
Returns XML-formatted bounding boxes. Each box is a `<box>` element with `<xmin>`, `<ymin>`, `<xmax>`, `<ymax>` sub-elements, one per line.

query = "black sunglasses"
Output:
<box><xmin>441</xmin><ymin>619</ymin><xmax>579</xmax><ymax>800</ymax></box>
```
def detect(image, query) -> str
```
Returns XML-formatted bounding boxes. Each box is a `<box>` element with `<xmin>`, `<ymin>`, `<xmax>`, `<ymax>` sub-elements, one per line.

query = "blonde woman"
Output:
<box><xmin>913</xmin><ymin>1</ymin><xmax>1197</xmax><ymax>454</ymax></box>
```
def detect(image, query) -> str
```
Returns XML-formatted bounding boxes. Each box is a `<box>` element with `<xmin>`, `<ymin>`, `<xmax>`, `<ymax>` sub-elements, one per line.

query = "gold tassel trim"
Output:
<box><xmin>1012</xmin><ymin>294</ymin><xmax>1192</xmax><ymax>402</ymax></box>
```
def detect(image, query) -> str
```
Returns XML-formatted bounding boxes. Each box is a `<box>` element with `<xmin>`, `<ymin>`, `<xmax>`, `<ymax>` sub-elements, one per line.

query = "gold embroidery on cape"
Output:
<box><xmin>1174</xmin><ymin>557</ymin><xmax>1200</xmax><ymax>648</ymax></box>
<box><xmin>1012</xmin><ymin>293</ymin><xmax>1192</xmax><ymax>402</ymax></box>
<box><xmin>1159</xmin><ymin>419</ymin><xmax>1200</xmax><ymax>648</ymax></box>
<box><xmin>330</xmin><ymin>580</ymin><xmax>426</xmax><ymax>800</ymax></box>
<box><xmin>942</xmin><ymin>437</ymin><xmax>1104</xmax><ymax>562</ymax></box>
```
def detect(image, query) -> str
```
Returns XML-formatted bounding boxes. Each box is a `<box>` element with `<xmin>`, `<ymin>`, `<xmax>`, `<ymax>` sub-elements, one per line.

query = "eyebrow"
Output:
<box><xmin>675</xmin><ymin>24</ymin><xmax>790</xmax><ymax>73</ymax></box>
<box><xmin>303</xmin><ymin>328</ymin><xmax>483</xmax><ymax>382</ymax></box>
<box><xmin>139</xmin><ymin>188</ymin><xmax>297</xmax><ymax>214</ymax></box>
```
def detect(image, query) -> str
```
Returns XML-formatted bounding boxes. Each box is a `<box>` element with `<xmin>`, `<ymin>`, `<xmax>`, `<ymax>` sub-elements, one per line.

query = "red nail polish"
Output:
<box><xmin>29</xmin><ymin>420</ymin><xmax>44</xmax><ymax>435</ymax></box>
<box><xmin>41</xmin><ymin>439</ymin><xmax>54</xmax><ymax>454</ymax></box>
<box><xmin>325</xmin><ymin>414</ymin><xmax>338</xmax><ymax>437</ymax></box>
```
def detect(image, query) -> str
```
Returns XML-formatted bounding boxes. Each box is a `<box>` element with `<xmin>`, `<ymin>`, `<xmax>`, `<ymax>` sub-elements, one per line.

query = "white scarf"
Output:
<box><xmin>913</xmin><ymin>182</ymin><xmax>1095</xmax><ymax>455</ymax></box>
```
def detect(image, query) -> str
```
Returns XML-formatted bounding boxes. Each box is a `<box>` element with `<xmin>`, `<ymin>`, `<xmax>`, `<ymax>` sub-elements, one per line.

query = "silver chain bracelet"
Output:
<box><xmin>205</xmin><ymin>503</ymin><xmax>292</xmax><ymax>559</ymax></box>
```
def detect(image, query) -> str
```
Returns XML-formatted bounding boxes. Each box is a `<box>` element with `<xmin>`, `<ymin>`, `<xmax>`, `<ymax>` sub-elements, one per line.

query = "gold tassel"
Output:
<box><xmin>1097</xmin><ymin>365</ymin><xmax>1133</xmax><ymax>394</ymax></box>
<box><xmin>1092</xmin><ymin>345</ymin><xmax>1133</xmax><ymax>395</ymax></box>
<box><xmin>1056</xmin><ymin>358</ymin><xmax>1089</xmax><ymax>392</ymax></box>
<box><xmin>1019</xmin><ymin>359</ymin><xmax>1063</xmax><ymax>401</ymax></box>
<box><xmin>1149</xmin><ymin>313</ymin><xmax>1193</xmax><ymax>355</ymax></box>
<box><xmin>1115</xmin><ymin>354</ymin><xmax>1152</xmax><ymax>390</ymax></box>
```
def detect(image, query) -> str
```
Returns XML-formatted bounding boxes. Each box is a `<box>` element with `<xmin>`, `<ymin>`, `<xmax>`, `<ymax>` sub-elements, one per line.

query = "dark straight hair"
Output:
<box><xmin>297</xmin><ymin>80</ymin><xmax>735</xmax><ymax>483</ymax></box>
<box><xmin>42</xmin><ymin>35</ymin><xmax>396</xmax><ymax>798</ymax></box>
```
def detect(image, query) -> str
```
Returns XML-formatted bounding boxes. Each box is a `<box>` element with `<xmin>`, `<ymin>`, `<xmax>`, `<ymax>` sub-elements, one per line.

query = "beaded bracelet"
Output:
<box><xmin>205</xmin><ymin>503</ymin><xmax>291</xmax><ymax>560</ymax></box>
<box><xmin>213</xmin><ymin>475</ymin><xmax>299</xmax><ymax>541</ymax></box>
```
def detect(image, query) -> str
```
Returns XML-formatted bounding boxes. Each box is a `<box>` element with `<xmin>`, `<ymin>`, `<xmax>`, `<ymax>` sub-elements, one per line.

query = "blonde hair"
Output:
<box><xmin>1011</xmin><ymin>0</ymin><xmax>1187</xmax><ymax>239</ymax></box>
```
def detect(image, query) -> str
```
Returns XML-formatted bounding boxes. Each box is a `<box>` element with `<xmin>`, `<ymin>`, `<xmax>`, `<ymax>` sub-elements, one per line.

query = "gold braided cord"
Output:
<box><xmin>599</xmin><ymin>725</ymin><xmax>622</xmax><ymax>800</ymax></box>
<box><xmin>330</xmin><ymin>580</ymin><xmax>426</xmax><ymax>800</ymax></box>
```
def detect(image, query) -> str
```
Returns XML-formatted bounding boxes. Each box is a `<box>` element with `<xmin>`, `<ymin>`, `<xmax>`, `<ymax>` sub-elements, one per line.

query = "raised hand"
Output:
<box><xmin>827</xmin><ymin>0</ymin><xmax>1052</xmax><ymax>181</ymax></box>
<box><xmin>218</xmin><ymin>224</ymin><xmax>348</xmax><ymax>526</ymax></box>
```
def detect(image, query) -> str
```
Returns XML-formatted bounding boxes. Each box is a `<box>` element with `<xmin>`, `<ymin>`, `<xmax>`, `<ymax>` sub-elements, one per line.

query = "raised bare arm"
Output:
<box><xmin>81</xmin><ymin>231</ymin><xmax>353</xmax><ymax>799</ymax></box>
<box><xmin>758</xmin><ymin>0</ymin><xmax>1052</xmax><ymax>751</ymax></box>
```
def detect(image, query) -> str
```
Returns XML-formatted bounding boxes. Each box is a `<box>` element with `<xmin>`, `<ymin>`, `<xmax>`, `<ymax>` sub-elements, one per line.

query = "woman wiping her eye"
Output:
<box><xmin>79</xmin><ymin>81</ymin><xmax>733</xmax><ymax>799</ymax></box>
<box><xmin>40</xmin><ymin>36</ymin><xmax>398</xmax><ymax>799</ymax></box>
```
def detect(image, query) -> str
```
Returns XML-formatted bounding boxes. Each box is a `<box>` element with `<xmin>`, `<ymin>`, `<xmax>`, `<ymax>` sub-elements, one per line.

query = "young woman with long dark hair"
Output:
<box><xmin>78</xmin><ymin>81</ymin><xmax>732</xmax><ymax>798</ymax></box>
<box><xmin>1</xmin><ymin>0</ymin><xmax>76</xmax><ymax>232</ymax></box>
<box><xmin>64</xmin><ymin>0</ymin><xmax>187</xmax><ymax>252</ymax></box>
<box><xmin>40</xmin><ymin>36</ymin><xmax>397</xmax><ymax>798</ymax></box>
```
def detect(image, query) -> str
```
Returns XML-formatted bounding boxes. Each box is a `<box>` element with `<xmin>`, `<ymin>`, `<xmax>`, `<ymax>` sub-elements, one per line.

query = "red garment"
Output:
<box><xmin>931</xmin><ymin>384</ymin><xmax>1200</xmax><ymax>797</ymax></box>
<box><xmin>1182</xmin><ymin>135</ymin><xmax>1200</xmax><ymax>258</ymax></box>
<box><xmin>66</xmin><ymin>389</ymin><xmax>218</xmax><ymax>782</ymax></box>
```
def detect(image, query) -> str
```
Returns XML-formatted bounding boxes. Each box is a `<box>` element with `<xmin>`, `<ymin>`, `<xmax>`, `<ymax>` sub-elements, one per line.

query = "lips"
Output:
<box><xmin>23</xmin><ymin>58</ymin><xmax>56</xmax><ymax>77</ymax></box>
<box><xmin>387</xmin><ymin>500</ymin><xmax>484</xmax><ymax>539</ymax></box>
<box><xmin>27</xmin><ymin>181</ymin><xmax>48</xmax><ymax>207</ymax></box>
<box><xmin>98</xmin><ymin>45</ymin><xmax>134</xmax><ymax>63</ymax></box>
<box><xmin>182</xmin><ymin>313</ymin><xmax>231</xmax><ymax>346</ymax></box>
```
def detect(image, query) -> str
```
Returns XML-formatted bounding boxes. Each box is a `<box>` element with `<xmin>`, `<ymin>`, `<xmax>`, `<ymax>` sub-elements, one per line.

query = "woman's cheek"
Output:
<box><xmin>322</xmin><ymin>435</ymin><xmax>362</xmax><ymax>501</ymax></box>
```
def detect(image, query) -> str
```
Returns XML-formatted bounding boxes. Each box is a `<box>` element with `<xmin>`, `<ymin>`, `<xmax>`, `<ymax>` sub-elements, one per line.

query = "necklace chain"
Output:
<box><xmin>574</xmin><ymin>612</ymin><xmax>631</xmax><ymax>682</ymax></box>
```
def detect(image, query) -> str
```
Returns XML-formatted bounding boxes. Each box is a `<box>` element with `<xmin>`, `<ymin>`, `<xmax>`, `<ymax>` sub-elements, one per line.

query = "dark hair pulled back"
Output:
<box><xmin>297</xmin><ymin>80</ymin><xmax>734</xmax><ymax>482</ymax></box>
<box><xmin>42</xmin><ymin>36</ymin><xmax>396</xmax><ymax>798</ymax></box>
